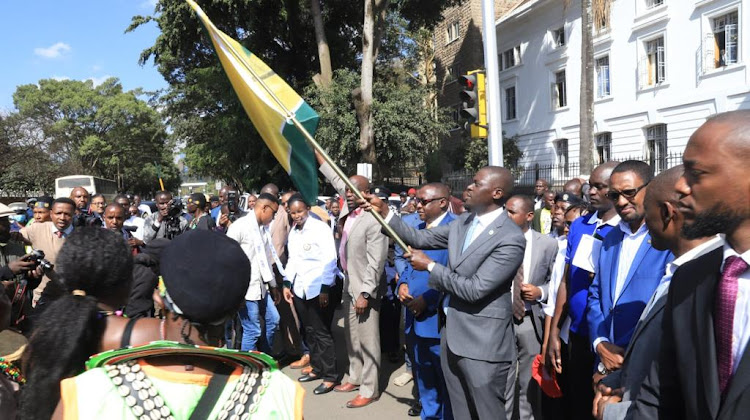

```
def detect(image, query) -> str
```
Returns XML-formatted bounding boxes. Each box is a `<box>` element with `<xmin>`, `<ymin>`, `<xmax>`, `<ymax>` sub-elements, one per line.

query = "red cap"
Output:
<box><xmin>532</xmin><ymin>354</ymin><xmax>563</xmax><ymax>398</ymax></box>
<box><xmin>408</xmin><ymin>188</ymin><xmax>416</xmax><ymax>195</ymax></box>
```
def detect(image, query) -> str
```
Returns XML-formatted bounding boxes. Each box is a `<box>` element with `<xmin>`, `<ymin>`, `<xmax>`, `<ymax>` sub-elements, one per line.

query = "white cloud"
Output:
<box><xmin>34</xmin><ymin>42</ymin><xmax>71</xmax><ymax>59</ymax></box>
<box><xmin>51</xmin><ymin>75</ymin><xmax>70</xmax><ymax>81</ymax></box>
<box><xmin>87</xmin><ymin>75</ymin><xmax>113</xmax><ymax>87</ymax></box>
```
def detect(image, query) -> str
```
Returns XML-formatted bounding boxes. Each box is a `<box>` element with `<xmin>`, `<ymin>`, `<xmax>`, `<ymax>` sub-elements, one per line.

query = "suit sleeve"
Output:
<box><xmin>631</xmin><ymin>281</ymin><xmax>683</xmax><ymax>420</ymax></box>
<box><xmin>319</xmin><ymin>162</ymin><xmax>347</xmax><ymax>199</ymax></box>
<box><xmin>360</xmin><ymin>218</ymin><xmax>388</xmax><ymax>296</ymax></box>
<box><xmin>429</xmin><ymin>235</ymin><xmax>524</xmax><ymax>303</ymax></box>
<box><xmin>537</xmin><ymin>240</ymin><xmax>558</xmax><ymax>302</ymax></box>
<box><xmin>387</xmin><ymin>213</ymin><xmax>450</xmax><ymax>250</ymax></box>
<box><xmin>587</xmin><ymin>263</ymin><xmax>608</xmax><ymax>351</ymax></box>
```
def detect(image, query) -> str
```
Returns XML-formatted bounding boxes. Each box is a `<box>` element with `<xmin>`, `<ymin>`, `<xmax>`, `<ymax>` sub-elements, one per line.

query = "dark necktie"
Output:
<box><xmin>512</xmin><ymin>265</ymin><xmax>526</xmax><ymax>321</ymax></box>
<box><xmin>55</xmin><ymin>231</ymin><xmax>64</xmax><ymax>238</ymax></box>
<box><xmin>715</xmin><ymin>255</ymin><xmax>749</xmax><ymax>395</ymax></box>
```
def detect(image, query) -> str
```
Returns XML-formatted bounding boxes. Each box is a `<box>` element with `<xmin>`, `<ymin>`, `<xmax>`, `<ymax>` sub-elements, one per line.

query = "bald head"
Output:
<box><xmin>482</xmin><ymin>166</ymin><xmax>514</xmax><ymax>195</ymax></box>
<box><xmin>591</xmin><ymin>161</ymin><xmax>619</xmax><ymax>183</ymax></box>
<box><xmin>261</xmin><ymin>183</ymin><xmax>279</xmax><ymax>197</ymax></box>
<box><xmin>564</xmin><ymin>178</ymin><xmax>583</xmax><ymax>197</ymax></box>
<box><xmin>645</xmin><ymin>165</ymin><xmax>683</xmax><ymax>207</ymax></box>
<box><xmin>349</xmin><ymin>175</ymin><xmax>370</xmax><ymax>192</ymax></box>
<box><xmin>702</xmin><ymin>110</ymin><xmax>750</xmax><ymax>161</ymax></box>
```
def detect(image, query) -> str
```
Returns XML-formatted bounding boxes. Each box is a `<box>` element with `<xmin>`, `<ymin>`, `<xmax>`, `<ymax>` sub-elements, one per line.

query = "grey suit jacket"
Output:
<box><xmin>526</xmin><ymin>230</ymin><xmax>558</xmax><ymax>341</ymax></box>
<box><xmin>602</xmin><ymin>294</ymin><xmax>667</xmax><ymax>420</ymax></box>
<box><xmin>388</xmin><ymin>210</ymin><xmax>525</xmax><ymax>362</ymax></box>
<box><xmin>319</xmin><ymin>163</ymin><xmax>387</xmax><ymax>300</ymax></box>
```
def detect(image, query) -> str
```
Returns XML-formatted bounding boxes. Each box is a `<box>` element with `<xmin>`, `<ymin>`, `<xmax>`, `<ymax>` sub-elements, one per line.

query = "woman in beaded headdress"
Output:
<box><xmin>51</xmin><ymin>229</ymin><xmax>303</xmax><ymax>419</ymax></box>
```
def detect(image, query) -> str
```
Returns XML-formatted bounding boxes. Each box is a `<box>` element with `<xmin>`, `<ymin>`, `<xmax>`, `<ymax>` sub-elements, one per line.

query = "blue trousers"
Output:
<box><xmin>239</xmin><ymin>294</ymin><xmax>280</xmax><ymax>353</ymax></box>
<box><xmin>406</xmin><ymin>330</ymin><xmax>453</xmax><ymax>420</ymax></box>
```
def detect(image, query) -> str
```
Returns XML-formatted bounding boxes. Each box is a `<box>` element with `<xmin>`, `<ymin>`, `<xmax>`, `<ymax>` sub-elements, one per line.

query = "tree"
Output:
<box><xmin>305</xmin><ymin>69</ymin><xmax>452</xmax><ymax>176</ymax></box>
<box><xmin>463</xmin><ymin>133</ymin><xmax>524</xmax><ymax>176</ymax></box>
<box><xmin>7</xmin><ymin>78</ymin><xmax>179</xmax><ymax>194</ymax></box>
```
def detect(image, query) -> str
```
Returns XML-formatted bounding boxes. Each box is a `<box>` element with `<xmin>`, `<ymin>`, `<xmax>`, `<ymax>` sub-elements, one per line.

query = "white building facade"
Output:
<box><xmin>495</xmin><ymin>0</ymin><xmax>750</xmax><ymax>179</ymax></box>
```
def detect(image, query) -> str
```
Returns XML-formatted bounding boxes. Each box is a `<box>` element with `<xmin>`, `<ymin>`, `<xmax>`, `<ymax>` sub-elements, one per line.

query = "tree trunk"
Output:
<box><xmin>579</xmin><ymin>0</ymin><xmax>597</xmax><ymax>175</ymax></box>
<box><xmin>310</xmin><ymin>0</ymin><xmax>332</xmax><ymax>88</ymax></box>
<box><xmin>354</xmin><ymin>0</ymin><xmax>389</xmax><ymax>166</ymax></box>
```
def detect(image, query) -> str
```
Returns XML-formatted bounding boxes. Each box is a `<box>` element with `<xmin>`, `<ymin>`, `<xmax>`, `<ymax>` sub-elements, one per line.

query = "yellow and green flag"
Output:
<box><xmin>187</xmin><ymin>0</ymin><xmax>318</xmax><ymax>203</ymax></box>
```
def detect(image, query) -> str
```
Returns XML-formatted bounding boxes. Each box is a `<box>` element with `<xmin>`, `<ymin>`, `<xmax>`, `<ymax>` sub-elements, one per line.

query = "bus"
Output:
<box><xmin>55</xmin><ymin>175</ymin><xmax>118</xmax><ymax>201</ymax></box>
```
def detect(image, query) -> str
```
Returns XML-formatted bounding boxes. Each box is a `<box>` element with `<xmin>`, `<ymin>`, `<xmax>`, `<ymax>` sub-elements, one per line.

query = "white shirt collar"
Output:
<box><xmin>721</xmin><ymin>237</ymin><xmax>750</xmax><ymax>271</ymax></box>
<box><xmin>667</xmin><ymin>235</ymin><xmax>725</xmax><ymax>277</ymax></box>
<box><xmin>585</xmin><ymin>210</ymin><xmax>621</xmax><ymax>227</ymax></box>
<box><xmin>476</xmin><ymin>206</ymin><xmax>505</xmax><ymax>228</ymax></box>
<box><xmin>618</xmin><ymin>220</ymin><xmax>649</xmax><ymax>237</ymax></box>
<box><xmin>427</xmin><ymin>211</ymin><xmax>448</xmax><ymax>229</ymax></box>
<box><xmin>50</xmin><ymin>223</ymin><xmax>74</xmax><ymax>236</ymax></box>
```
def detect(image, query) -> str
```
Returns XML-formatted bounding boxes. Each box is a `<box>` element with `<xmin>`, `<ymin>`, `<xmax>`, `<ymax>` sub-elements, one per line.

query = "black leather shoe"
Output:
<box><xmin>408</xmin><ymin>401</ymin><xmax>422</xmax><ymax>416</ymax></box>
<box><xmin>298</xmin><ymin>373</ymin><xmax>321</xmax><ymax>383</ymax></box>
<box><xmin>313</xmin><ymin>382</ymin><xmax>336</xmax><ymax>395</ymax></box>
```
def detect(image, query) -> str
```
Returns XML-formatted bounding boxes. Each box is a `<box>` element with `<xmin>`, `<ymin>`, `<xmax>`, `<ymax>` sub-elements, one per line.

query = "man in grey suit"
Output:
<box><xmin>593</xmin><ymin>166</ymin><xmax>723</xmax><ymax>419</ymax></box>
<box><xmin>317</xmin><ymin>155</ymin><xmax>388</xmax><ymax>409</ymax></box>
<box><xmin>505</xmin><ymin>195</ymin><xmax>558</xmax><ymax>420</ymax></box>
<box><xmin>363</xmin><ymin>166</ymin><xmax>526</xmax><ymax>420</ymax></box>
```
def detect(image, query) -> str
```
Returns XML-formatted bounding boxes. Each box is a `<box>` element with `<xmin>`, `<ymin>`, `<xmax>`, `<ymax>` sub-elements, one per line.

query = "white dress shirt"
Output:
<box><xmin>124</xmin><ymin>216</ymin><xmax>145</xmax><ymax>240</ymax></box>
<box><xmin>285</xmin><ymin>217</ymin><xmax>337</xmax><ymax>300</ymax></box>
<box><xmin>226</xmin><ymin>214</ymin><xmax>276</xmax><ymax>301</ymax></box>
<box><xmin>721</xmin><ymin>243</ymin><xmax>750</xmax><ymax>374</ymax></box>
<box><xmin>641</xmin><ymin>235</ymin><xmax>724</xmax><ymax>318</ymax></box>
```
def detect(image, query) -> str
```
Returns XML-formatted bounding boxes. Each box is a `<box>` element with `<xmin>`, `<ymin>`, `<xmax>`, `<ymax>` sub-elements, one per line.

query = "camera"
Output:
<box><xmin>26</xmin><ymin>249</ymin><xmax>53</xmax><ymax>272</ymax></box>
<box><xmin>227</xmin><ymin>191</ymin><xmax>240</xmax><ymax>222</ymax></box>
<box><xmin>167</xmin><ymin>199</ymin><xmax>183</xmax><ymax>218</ymax></box>
<box><xmin>73</xmin><ymin>211</ymin><xmax>103</xmax><ymax>228</ymax></box>
<box><xmin>123</xmin><ymin>225</ymin><xmax>138</xmax><ymax>233</ymax></box>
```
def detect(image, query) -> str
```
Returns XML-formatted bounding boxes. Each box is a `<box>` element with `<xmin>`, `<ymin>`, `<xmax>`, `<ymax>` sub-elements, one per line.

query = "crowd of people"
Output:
<box><xmin>0</xmin><ymin>110</ymin><xmax>748</xmax><ymax>419</ymax></box>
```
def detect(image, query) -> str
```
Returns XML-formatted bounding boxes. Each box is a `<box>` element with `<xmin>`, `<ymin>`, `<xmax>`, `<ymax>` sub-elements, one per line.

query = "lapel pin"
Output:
<box><xmin>489</xmin><ymin>230</ymin><xmax>494</xmax><ymax>235</ymax></box>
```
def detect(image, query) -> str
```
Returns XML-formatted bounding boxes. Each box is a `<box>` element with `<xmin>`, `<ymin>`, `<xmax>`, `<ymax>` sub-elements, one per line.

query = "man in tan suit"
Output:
<box><xmin>19</xmin><ymin>198</ymin><xmax>76</xmax><ymax>306</ymax></box>
<box><xmin>317</xmin><ymin>154</ymin><xmax>388</xmax><ymax>408</ymax></box>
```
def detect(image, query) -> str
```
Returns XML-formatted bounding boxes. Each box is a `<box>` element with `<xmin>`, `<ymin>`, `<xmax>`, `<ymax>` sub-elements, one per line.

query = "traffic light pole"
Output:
<box><xmin>481</xmin><ymin>0</ymin><xmax>503</xmax><ymax>167</ymax></box>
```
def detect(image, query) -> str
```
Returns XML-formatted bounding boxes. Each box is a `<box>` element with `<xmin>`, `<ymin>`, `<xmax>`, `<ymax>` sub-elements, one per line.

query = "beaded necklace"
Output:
<box><xmin>0</xmin><ymin>357</ymin><xmax>25</xmax><ymax>385</ymax></box>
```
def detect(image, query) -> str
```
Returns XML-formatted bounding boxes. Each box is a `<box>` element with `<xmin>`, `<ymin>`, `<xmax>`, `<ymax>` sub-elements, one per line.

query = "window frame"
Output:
<box><xmin>595</xmin><ymin>55</ymin><xmax>611</xmax><ymax>98</ymax></box>
<box><xmin>504</xmin><ymin>85</ymin><xmax>517</xmax><ymax>121</ymax></box>
<box><xmin>551</xmin><ymin>69</ymin><xmax>567</xmax><ymax>110</ymax></box>
<box><xmin>596</xmin><ymin>132</ymin><xmax>612</xmax><ymax>163</ymax></box>
<box><xmin>638</xmin><ymin>34</ymin><xmax>667</xmax><ymax>90</ymax></box>
<box><xmin>646</xmin><ymin>124</ymin><xmax>669</xmax><ymax>173</ymax></box>
<box><xmin>445</xmin><ymin>21</ymin><xmax>460</xmax><ymax>45</ymax></box>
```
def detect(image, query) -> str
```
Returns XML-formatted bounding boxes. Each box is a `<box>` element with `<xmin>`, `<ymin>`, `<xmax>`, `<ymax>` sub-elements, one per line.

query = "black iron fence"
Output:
<box><xmin>443</xmin><ymin>152</ymin><xmax>684</xmax><ymax>193</ymax></box>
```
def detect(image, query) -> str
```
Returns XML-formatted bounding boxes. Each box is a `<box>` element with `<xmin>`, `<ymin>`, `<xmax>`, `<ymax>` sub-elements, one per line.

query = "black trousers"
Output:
<box><xmin>293</xmin><ymin>294</ymin><xmax>337</xmax><ymax>382</ymax></box>
<box><xmin>564</xmin><ymin>331</ymin><xmax>595</xmax><ymax>420</ymax></box>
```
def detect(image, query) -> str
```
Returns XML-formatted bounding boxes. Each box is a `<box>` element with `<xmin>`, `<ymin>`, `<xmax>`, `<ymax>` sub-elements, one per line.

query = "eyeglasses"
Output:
<box><xmin>605</xmin><ymin>182</ymin><xmax>650</xmax><ymax>202</ymax></box>
<box><xmin>414</xmin><ymin>197</ymin><xmax>446</xmax><ymax>206</ymax></box>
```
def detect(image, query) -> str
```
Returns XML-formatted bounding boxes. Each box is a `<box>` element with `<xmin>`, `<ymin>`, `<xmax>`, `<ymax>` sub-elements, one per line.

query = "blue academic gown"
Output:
<box><xmin>396</xmin><ymin>211</ymin><xmax>455</xmax><ymax>420</ymax></box>
<box><xmin>586</xmin><ymin>226</ymin><xmax>673</xmax><ymax>363</ymax></box>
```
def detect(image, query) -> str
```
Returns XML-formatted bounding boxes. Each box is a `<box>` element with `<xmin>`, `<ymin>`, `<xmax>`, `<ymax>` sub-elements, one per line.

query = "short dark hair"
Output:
<box><xmin>286</xmin><ymin>193</ymin><xmax>308</xmax><ymax>208</ymax></box>
<box><xmin>257</xmin><ymin>192</ymin><xmax>278</xmax><ymax>204</ymax></box>
<box><xmin>509</xmin><ymin>194</ymin><xmax>534</xmax><ymax>214</ymax></box>
<box><xmin>91</xmin><ymin>193</ymin><xmax>104</xmax><ymax>201</ymax></box>
<box><xmin>114</xmin><ymin>194</ymin><xmax>130</xmax><ymax>203</ymax></box>
<box><xmin>612</xmin><ymin>160</ymin><xmax>654</xmax><ymax>185</ymax></box>
<box><xmin>52</xmin><ymin>197</ymin><xmax>76</xmax><ymax>209</ymax></box>
<box><xmin>156</xmin><ymin>190</ymin><xmax>172</xmax><ymax>200</ymax></box>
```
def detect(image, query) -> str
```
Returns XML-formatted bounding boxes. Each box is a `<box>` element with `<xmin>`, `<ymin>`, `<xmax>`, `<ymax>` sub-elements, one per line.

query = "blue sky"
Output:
<box><xmin>0</xmin><ymin>0</ymin><xmax>167</xmax><ymax>112</ymax></box>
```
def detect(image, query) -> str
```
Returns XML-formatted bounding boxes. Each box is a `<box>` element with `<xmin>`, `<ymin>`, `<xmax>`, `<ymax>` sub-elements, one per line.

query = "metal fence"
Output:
<box><xmin>442</xmin><ymin>152</ymin><xmax>684</xmax><ymax>193</ymax></box>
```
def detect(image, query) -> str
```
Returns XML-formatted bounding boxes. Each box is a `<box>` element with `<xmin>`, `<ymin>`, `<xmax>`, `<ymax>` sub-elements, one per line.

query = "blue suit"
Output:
<box><xmin>396</xmin><ymin>211</ymin><xmax>455</xmax><ymax>420</ymax></box>
<box><xmin>586</xmin><ymin>225</ymin><xmax>673</xmax><ymax>357</ymax></box>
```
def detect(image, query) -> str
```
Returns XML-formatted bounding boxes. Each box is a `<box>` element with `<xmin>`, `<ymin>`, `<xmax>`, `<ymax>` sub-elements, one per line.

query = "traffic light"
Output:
<box><xmin>458</xmin><ymin>70</ymin><xmax>487</xmax><ymax>138</ymax></box>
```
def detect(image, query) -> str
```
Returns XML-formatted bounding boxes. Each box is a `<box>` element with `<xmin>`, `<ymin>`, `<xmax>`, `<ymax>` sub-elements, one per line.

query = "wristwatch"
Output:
<box><xmin>361</xmin><ymin>292</ymin><xmax>371</xmax><ymax>300</ymax></box>
<box><xmin>597</xmin><ymin>362</ymin><xmax>610</xmax><ymax>375</ymax></box>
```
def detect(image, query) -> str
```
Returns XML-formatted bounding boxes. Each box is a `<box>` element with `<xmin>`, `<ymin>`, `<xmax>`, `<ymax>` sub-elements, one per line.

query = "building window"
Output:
<box><xmin>504</xmin><ymin>86</ymin><xmax>517</xmax><ymax>121</ymax></box>
<box><xmin>596</xmin><ymin>56</ymin><xmax>610</xmax><ymax>98</ymax></box>
<box><xmin>640</xmin><ymin>36</ymin><xmax>666</xmax><ymax>88</ymax></box>
<box><xmin>712</xmin><ymin>11</ymin><xmax>739</xmax><ymax>68</ymax></box>
<box><xmin>596</xmin><ymin>132</ymin><xmax>612</xmax><ymax>163</ymax></box>
<box><xmin>647</xmin><ymin>124</ymin><xmax>668</xmax><ymax>173</ymax></box>
<box><xmin>646</xmin><ymin>0</ymin><xmax>664</xmax><ymax>10</ymax></box>
<box><xmin>552</xmin><ymin>27</ymin><xmax>565</xmax><ymax>48</ymax></box>
<box><xmin>555</xmin><ymin>138</ymin><xmax>569</xmax><ymax>178</ymax></box>
<box><xmin>446</xmin><ymin>21</ymin><xmax>460</xmax><ymax>44</ymax></box>
<box><xmin>446</xmin><ymin>63</ymin><xmax>460</xmax><ymax>83</ymax></box>
<box><xmin>501</xmin><ymin>46</ymin><xmax>521</xmax><ymax>70</ymax></box>
<box><xmin>552</xmin><ymin>70</ymin><xmax>567</xmax><ymax>109</ymax></box>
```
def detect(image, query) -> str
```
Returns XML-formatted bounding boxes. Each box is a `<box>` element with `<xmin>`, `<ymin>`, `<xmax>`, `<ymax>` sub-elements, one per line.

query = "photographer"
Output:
<box><xmin>142</xmin><ymin>191</ymin><xmax>187</xmax><ymax>243</ymax></box>
<box><xmin>0</xmin><ymin>204</ymin><xmax>31</xmax><ymax>282</ymax></box>
<box><xmin>186</xmin><ymin>193</ymin><xmax>216</xmax><ymax>231</ymax></box>
<box><xmin>218</xmin><ymin>189</ymin><xmax>244</xmax><ymax>230</ymax></box>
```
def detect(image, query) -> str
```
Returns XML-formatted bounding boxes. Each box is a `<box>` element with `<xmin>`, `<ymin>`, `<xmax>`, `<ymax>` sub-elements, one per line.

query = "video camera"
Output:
<box><xmin>164</xmin><ymin>198</ymin><xmax>184</xmax><ymax>240</ymax></box>
<box><xmin>226</xmin><ymin>191</ymin><xmax>240</xmax><ymax>222</ymax></box>
<box><xmin>73</xmin><ymin>211</ymin><xmax>103</xmax><ymax>228</ymax></box>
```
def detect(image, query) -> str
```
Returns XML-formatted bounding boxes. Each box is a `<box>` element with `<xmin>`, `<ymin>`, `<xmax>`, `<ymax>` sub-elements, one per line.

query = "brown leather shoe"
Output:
<box><xmin>346</xmin><ymin>394</ymin><xmax>378</xmax><ymax>408</ymax></box>
<box><xmin>301</xmin><ymin>366</ymin><xmax>314</xmax><ymax>375</ymax></box>
<box><xmin>333</xmin><ymin>382</ymin><xmax>360</xmax><ymax>393</ymax></box>
<box><xmin>289</xmin><ymin>354</ymin><xmax>310</xmax><ymax>369</ymax></box>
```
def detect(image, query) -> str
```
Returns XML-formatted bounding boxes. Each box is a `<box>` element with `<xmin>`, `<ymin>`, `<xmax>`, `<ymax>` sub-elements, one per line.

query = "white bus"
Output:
<box><xmin>55</xmin><ymin>175</ymin><xmax>118</xmax><ymax>201</ymax></box>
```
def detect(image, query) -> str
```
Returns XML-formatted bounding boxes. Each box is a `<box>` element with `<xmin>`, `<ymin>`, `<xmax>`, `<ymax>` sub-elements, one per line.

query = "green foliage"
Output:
<box><xmin>305</xmin><ymin>69</ymin><xmax>452</xmax><ymax>177</ymax></box>
<box><xmin>128</xmin><ymin>0</ymin><xmax>456</xmax><ymax>188</ymax></box>
<box><xmin>463</xmin><ymin>134</ymin><xmax>524</xmax><ymax>176</ymax></box>
<box><xmin>2</xmin><ymin>78</ymin><xmax>178</xmax><ymax>195</ymax></box>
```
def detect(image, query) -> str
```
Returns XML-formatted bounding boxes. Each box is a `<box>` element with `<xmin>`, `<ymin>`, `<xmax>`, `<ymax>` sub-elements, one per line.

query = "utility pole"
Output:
<box><xmin>481</xmin><ymin>0</ymin><xmax>503</xmax><ymax>166</ymax></box>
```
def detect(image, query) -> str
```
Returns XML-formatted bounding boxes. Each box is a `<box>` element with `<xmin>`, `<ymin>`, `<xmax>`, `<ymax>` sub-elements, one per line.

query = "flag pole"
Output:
<box><xmin>214</xmin><ymin>25</ymin><xmax>409</xmax><ymax>251</ymax></box>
